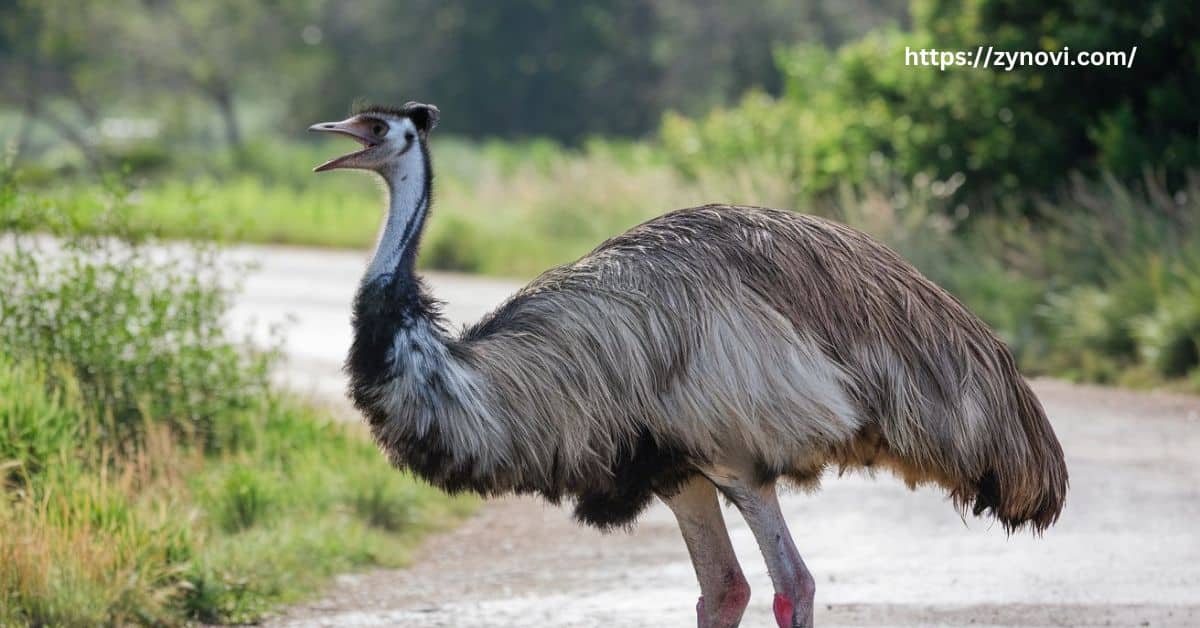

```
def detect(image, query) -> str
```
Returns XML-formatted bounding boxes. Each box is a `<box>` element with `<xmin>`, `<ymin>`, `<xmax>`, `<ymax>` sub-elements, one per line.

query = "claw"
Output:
<box><xmin>696</xmin><ymin>596</ymin><xmax>705</xmax><ymax>627</ymax></box>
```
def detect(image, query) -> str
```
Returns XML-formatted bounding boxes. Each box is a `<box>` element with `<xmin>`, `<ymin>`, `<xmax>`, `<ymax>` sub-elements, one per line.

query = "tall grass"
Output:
<box><xmin>0</xmin><ymin>171</ymin><xmax>472</xmax><ymax>625</ymax></box>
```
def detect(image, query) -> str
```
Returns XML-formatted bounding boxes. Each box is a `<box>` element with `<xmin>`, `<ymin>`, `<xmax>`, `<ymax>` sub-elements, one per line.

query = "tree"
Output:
<box><xmin>0</xmin><ymin>0</ymin><xmax>123</xmax><ymax>166</ymax></box>
<box><xmin>111</xmin><ymin>0</ymin><xmax>316</xmax><ymax>149</ymax></box>
<box><xmin>916</xmin><ymin>0</ymin><xmax>1200</xmax><ymax>187</ymax></box>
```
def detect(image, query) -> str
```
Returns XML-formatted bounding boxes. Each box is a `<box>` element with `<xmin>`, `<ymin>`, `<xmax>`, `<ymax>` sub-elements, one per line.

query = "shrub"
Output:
<box><xmin>1132</xmin><ymin>276</ymin><xmax>1200</xmax><ymax>378</ymax></box>
<box><xmin>660</xmin><ymin>1</ymin><xmax>1200</xmax><ymax>208</ymax></box>
<box><xmin>0</xmin><ymin>212</ymin><xmax>275</xmax><ymax>451</ymax></box>
<box><xmin>0</xmin><ymin>169</ymin><xmax>471</xmax><ymax>625</ymax></box>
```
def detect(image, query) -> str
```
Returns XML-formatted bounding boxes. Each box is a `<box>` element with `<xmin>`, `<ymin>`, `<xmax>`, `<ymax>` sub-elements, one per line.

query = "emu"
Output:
<box><xmin>309</xmin><ymin>102</ymin><xmax>1067</xmax><ymax>628</ymax></box>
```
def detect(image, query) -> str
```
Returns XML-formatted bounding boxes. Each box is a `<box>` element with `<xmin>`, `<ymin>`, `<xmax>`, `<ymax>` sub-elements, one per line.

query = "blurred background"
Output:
<box><xmin>1</xmin><ymin>1</ymin><xmax>1198</xmax><ymax>625</ymax></box>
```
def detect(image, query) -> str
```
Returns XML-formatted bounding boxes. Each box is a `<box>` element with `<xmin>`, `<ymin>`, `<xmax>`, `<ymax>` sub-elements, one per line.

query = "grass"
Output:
<box><xmin>6</xmin><ymin>136</ymin><xmax>1200</xmax><ymax>393</ymax></box>
<box><xmin>9</xmin><ymin>131</ymin><xmax>1200</xmax><ymax>392</ymax></box>
<box><xmin>9</xmin><ymin>137</ymin><xmax>772</xmax><ymax>277</ymax></box>
<box><xmin>12</xmin><ymin>168</ymin><xmax>380</xmax><ymax>249</ymax></box>
<box><xmin>1</xmin><ymin>113</ymin><xmax>1198</xmax><ymax>625</ymax></box>
<box><xmin>0</xmin><ymin>173</ymin><xmax>474</xmax><ymax>625</ymax></box>
<box><xmin>0</xmin><ymin>368</ymin><xmax>472</xmax><ymax>625</ymax></box>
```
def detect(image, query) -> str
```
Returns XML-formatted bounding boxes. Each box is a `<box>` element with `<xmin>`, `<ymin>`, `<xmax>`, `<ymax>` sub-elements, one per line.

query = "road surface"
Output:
<box><xmin>224</xmin><ymin>244</ymin><xmax>1200</xmax><ymax>627</ymax></box>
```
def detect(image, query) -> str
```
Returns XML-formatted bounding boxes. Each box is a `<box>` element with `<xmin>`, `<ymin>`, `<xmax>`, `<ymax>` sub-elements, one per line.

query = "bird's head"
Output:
<box><xmin>308</xmin><ymin>102</ymin><xmax>439</xmax><ymax>174</ymax></box>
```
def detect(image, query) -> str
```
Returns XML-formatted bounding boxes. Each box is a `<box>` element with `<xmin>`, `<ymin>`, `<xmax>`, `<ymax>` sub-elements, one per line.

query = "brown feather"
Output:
<box><xmin>355</xmin><ymin>204</ymin><xmax>1068</xmax><ymax>531</ymax></box>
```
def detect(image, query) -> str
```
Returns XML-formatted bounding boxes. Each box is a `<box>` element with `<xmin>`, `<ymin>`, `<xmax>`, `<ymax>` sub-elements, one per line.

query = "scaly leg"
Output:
<box><xmin>662</xmin><ymin>475</ymin><xmax>751</xmax><ymax>628</ymax></box>
<box><xmin>716</xmin><ymin>477</ymin><xmax>815</xmax><ymax>628</ymax></box>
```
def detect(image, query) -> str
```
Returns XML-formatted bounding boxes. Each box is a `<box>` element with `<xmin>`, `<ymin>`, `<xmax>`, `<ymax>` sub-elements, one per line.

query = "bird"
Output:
<box><xmin>309</xmin><ymin>102</ymin><xmax>1068</xmax><ymax>628</ymax></box>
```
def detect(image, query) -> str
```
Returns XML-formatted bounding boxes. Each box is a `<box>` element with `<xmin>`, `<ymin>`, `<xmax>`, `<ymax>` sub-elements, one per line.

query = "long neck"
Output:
<box><xmin>364</xmin><ymin>144</ymin><xmax>432</xmax><ymax>286</ymax></box>
<box><xmin>346</xmin><ymin>140</ymin><xmax>515</xmax><ymax>489</ymax></box>
<box><xmin>349</xmin><ymin>139</ymin><xmax>443</xmax><ymax>388</ymax></box>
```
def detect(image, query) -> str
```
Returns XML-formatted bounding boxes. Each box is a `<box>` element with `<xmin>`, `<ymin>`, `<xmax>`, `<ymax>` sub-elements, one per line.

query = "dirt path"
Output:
<box><xmin>230</xmin><ymin>244</ymin><xmax>1200</xmax><ymax>627</ymax></box>
<box><xmin>270</xmin><ymin>382</ymin><xmax>1200</xmax><ymax>628</ymax></box>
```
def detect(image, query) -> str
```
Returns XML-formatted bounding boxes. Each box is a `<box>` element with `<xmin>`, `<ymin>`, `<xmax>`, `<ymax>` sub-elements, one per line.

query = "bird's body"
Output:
<box><xmin>354</xmin><ymin>204</ymin><xmax>1064</xmax><ymax>532</ymax></box>
<box><xmin>312</xmin><ymin>103</ymin><xmax>1067</xmax><ymax>628</ymax></box>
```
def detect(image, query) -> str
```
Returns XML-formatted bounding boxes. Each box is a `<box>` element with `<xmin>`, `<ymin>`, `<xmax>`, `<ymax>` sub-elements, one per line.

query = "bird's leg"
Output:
<box><xmin>662</xmin><ymin>476</ymin><xmax>750</xmax><ymax>628</ymax></box>
<box><xmin>719</xmin><ymin>479</ymin><xmax>815</xmax><ymax>628</ymax></box>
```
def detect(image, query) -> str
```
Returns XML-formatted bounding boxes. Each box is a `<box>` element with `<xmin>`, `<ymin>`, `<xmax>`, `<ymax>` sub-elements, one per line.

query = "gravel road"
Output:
<box><xmin>226</xmin><ymin>244</ymin><xmax>1200</xmax><ymax>628</ymax></box>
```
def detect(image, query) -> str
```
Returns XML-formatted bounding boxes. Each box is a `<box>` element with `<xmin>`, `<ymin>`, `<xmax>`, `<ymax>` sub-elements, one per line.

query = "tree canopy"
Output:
<box><xmin>0</xmin><ymin>0</ymin><xmax>906</xmax><ymax>151</ymax></box>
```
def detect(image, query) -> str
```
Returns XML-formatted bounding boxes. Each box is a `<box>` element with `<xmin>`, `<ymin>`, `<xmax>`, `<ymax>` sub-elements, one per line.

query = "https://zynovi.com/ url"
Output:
<box><xmin>905</xmin><ymin>46</ymin><xmax>1137</xmax><ymax>71</ymax></box>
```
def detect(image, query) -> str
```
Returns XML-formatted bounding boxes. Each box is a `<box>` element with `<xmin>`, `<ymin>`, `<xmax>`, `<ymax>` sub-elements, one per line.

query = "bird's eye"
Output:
<box><xmin>372</xmin><ymin>123</ymin><xmax>386</xmax><ymax>137</ymax></box>
<box><xmin>405</xmin><ymin>132</ymin><xmax>415</xmax><ymax>142</ymax></box>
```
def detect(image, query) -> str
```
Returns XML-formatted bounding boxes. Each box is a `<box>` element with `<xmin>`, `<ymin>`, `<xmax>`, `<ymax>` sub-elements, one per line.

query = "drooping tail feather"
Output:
<box><xmin>775</xmin><ymin>211</ymin><xmax>1073</xmax><ymax>533</ymax></box>
<box><xmin>958</xmin><ymin>371</ymin><xmax>1068</xmax><ymax>533</ymax></box>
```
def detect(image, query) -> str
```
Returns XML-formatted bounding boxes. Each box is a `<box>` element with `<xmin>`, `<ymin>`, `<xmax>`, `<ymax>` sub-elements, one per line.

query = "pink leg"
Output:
<box><xmin>720</xmin><ymin>480</ymin><xmax>815</xmax><ymax>628</ymax></box>
<box><xmin>663</xmin><ymin>476</ymin><xmax>751</xmax><ymax>628</ymax></box>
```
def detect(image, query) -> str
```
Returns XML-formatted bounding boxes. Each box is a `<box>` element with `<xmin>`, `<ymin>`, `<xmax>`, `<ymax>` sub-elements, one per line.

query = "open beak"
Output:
<box><xmin>308</xmin><ymin>117</ymin><xmax>380</xmax><ymax>172</ymax></box>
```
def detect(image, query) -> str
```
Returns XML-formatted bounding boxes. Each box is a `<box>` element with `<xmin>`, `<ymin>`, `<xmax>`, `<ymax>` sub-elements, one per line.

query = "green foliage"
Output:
<box><xmin>0</xmin><ymin>218</ymin><xmax>274</xmax><ymax>450</ymax></box>
<box><xmin>10</xmin><ymin>127</ymin><xmax>1200</xmax><ymax>392</ymax></box>
<box><xmin>0</xmin><ymin>174</ymin><xmax>471</xmax><ymax>626</ymax></box>
<box><xmin>660</xmin><ymin>1</ymin><xmax>1200</xmax><ymax>205</ymax></box>
<box><xmin>1134</xmin><ymin>291</ymin><xmax>1200</xmax><ymax>378</ymax></box>
<box><xmin>919</xmin><ymin>0</ymin><xmax>1200</xmax><ymax>186</ymax></box>
<box><xmin>213</xmin><ymin>464</ymin><xmax>280</xmax><ymax>532</ymax></box>
<box><xmin>779</xmin><ymin>167</ymin><xmax>1200</xmax><ymax>389</ymax></box>
<box><xmin>0</xmin><ymin>360</ymin><xmax>79</xmax><ymax>483</ymax></box>
<box><xmin>285</xmin><ymin>0</ymin><xmax>906</xmax><ymax>141</ymax></box>
<box><xmin>2</xmin><ymin>0</ymin><xmax>908</xmax><ymax>168</ymax></box>
<box><xmin>956</xmin><ymin>176</ymin><xmax>1200</xmax><ymax>386</ymax></box>
<box><xmin>352</xmin><ymin>476</ymin><xmax>421</xmax><ymax>532</ymax></box>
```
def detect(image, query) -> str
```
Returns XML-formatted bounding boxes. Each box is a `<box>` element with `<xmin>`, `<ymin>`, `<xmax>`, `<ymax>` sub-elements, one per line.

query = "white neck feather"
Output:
<box><xmin>345</xmin><ymin>121</ymin><xmax>519</xmax><ymax>489</ymax></box>
<box><xmin>365</xmin><ymin>145</ymin><xmax>428</xmax><ymax>284</ymax></box>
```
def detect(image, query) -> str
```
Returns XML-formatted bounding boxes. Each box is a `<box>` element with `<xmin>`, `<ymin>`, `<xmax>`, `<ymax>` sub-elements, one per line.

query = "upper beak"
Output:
<box><xmin>308</xmin><ymin>117</ymin><xmax>378</xmax><ymax>172</ymax></box>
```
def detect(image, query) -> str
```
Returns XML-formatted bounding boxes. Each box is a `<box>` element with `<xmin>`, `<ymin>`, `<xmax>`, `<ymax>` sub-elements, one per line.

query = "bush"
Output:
<box><xmin>0</xmin><ymin>231</ymin><xmax>274</xmax><ymax>451</ymax></box>
<box><xmin>0</xmin><ymin>169</ymin><xmax>471</xmax><ymax>625</ymax></box>
<box><xmin>660</xmin><ymin>1</ymin><xmax>1200</xmax><ymax>207</ymax></box>
<box><xmin>1132</xmin><ymin>275</ymin><xmax>1200</xmax><ymax>378</ymax></box>
<box><xmin>972</xmin><ymin>176</ymin><xmax>1199</xmax><ymax>384</ymax></box>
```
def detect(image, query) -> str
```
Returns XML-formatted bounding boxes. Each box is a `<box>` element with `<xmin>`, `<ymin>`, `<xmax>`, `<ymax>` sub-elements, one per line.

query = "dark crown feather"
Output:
<box><xmin>353</xmin><ymin>101</ymin><xmax>440</xmax><ymax>133</ymax></box>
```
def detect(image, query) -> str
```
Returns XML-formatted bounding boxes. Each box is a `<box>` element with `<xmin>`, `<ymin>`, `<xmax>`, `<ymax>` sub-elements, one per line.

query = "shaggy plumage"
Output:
<box><xmin>312</xmin><ymin>103</ymin><xmax>1067</xmax><ymax>628</ymax></box>
<box><xmin>351</xmin><ymin>204</ymin><xmax>1067</xmax><ymax>531</ymax></box>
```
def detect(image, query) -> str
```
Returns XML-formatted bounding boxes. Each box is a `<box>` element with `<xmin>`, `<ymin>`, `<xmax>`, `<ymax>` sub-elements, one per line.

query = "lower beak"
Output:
<box><xmin>308</xmin><ymin>119</ymin><xmax>377</xmax><ymax>172</ymax></box>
